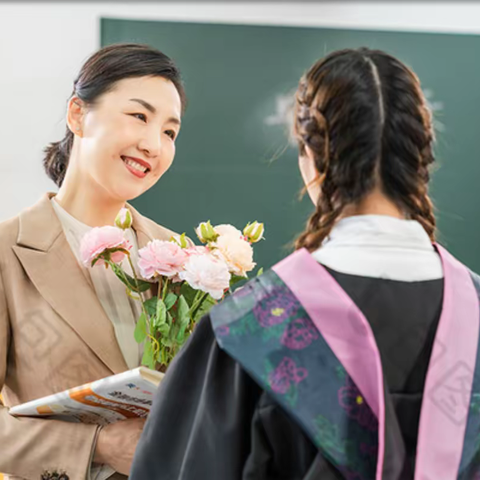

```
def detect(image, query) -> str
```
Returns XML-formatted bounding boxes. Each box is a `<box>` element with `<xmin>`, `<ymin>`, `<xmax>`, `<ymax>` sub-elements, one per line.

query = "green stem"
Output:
<box><xmin>147</xmin><ymin>334</ymin><xmax>160</xmax><ymax>357</ymax></box>
<box><xmin>125</xmin><ymin>255</ymin><xmax>149</xmax><ymax>319</ymax></box>
<box><xmin>162</xmin><ymin>277</ymin><xmax>169</xmax><ymax>301</ymax></box>
<box><xmin>190</xmin><ymin>291</ymin><xmax>209</xmax><ymax>321</ymax></box>
<box><xmin>127</xmin><ymin>255</ymin><xmax>142</xmax><ymax>297</ymax></box>
<box><xmin>124</xmin><ymin>256</ymin><xmax>156</xmax><ymax>367</ymax></box>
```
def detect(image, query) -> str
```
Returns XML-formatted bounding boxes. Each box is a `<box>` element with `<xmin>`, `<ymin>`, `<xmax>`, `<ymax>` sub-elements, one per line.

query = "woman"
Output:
<box><xmin>131</xmin><ymin>48</ymin><xmax>480</xmax><ymax>479</ymax></box>
<box><xmin>0</xmin><ymin>43</ymin><xmax>185</xmax><ymax>479</ymax></box>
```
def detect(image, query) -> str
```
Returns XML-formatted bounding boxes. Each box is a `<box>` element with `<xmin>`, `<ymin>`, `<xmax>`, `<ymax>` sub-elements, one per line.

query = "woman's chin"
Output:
<box><xmin>108</xmin><ymin>183</ymin><xmax>147</xmax><ymax>203</ymax></box>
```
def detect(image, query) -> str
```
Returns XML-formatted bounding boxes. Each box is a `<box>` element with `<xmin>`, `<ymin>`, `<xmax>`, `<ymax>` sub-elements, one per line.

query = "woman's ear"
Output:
<box><xmin>298</xmin><ymin>146</ymin><xmax>322</xmax><ymax>206</ymax></box>
<box><xmin>66</xmin><ymin>96</ymin><xmax>85</xmax><ymax>137</ymax></box>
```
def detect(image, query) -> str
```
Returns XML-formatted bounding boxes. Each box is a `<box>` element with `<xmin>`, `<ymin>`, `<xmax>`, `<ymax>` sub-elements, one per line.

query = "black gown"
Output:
<box><xmin>130</xmin><ymin>268</ymin><xmax>443</xmax><ymax>480</ymax></box>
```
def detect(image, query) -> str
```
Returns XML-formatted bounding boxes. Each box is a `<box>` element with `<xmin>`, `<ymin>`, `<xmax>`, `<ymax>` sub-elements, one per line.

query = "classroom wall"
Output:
<box><xmin>1</xmin><ymin>1</ymin><xmax>480</xmax><ymax>221</ymax></box>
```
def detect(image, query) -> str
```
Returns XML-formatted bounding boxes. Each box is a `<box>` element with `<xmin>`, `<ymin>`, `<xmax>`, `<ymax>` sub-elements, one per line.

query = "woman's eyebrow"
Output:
<box><xmin>129</xmin><ymin>98</ymin><xmax>181</xmax><ymax>125</ymax></box>
<box><xmin>129</xmin><ymin>98</ymin><xmax>156</xmax><ymax>113</ymax></box>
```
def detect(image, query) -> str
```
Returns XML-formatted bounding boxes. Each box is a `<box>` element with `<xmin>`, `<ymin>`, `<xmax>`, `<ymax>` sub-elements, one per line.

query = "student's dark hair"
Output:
<box><xmin>43</xmin><ymin>43</ymin><xmax>186</xmax><ymax>187</ymax></box>
<box><xmin>294</xmin><ymin>47</ymin><xmax>436</xmax><ymax>251</ymax></box>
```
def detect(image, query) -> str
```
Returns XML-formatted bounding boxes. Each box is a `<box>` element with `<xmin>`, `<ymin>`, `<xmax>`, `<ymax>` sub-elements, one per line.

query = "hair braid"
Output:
<box><xmin>294</xmin><ymin>48</ymin><xmax>437</xmax><ymax>251</ymax></box>
<box><xmin>375</xmin><ymin>52</ymin><xmax>437</xmax><ymax>241</ymax></box>
<box><xmin>294</xmin><ymin>49</ymin><xmax>383</xmax><ymax>250</ymax></box>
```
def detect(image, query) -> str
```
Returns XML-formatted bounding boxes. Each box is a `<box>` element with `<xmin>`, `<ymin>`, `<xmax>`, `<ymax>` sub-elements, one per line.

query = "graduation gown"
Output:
<box><xmin>131</xmin><ymin>246</ymin><xmax>480</xmax><ymax>479</ymax></box>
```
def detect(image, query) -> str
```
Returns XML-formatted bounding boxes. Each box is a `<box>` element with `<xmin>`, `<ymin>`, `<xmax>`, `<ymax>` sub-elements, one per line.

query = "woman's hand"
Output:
<box><xmin>94</xmin><ymin>417</ymin><xmax>146</xmax><ymax>475</ymax></box>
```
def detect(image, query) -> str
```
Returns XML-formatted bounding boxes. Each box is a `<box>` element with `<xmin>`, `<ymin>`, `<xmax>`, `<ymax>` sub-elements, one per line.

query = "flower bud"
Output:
<box><xmin>196</xmin><ymin>221</ymin><xmax>218</xmax><ymax>243</ymax></box>
<box><xmin>115</xmin><ymin>208</ymin><xmax>133</xmax><ymax>230</ymax></box>
<box><xmin>170</xmin><ymin>233</ymin><xmax>189</xmax><ymax>249</ymax></box>
<box><xmin>243</xmin><ymin>221</ymin><xmax>265</xmax><ymax>243</ymax></box>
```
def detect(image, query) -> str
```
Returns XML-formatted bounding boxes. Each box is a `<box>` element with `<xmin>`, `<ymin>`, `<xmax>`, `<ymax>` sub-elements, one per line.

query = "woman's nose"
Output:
<box><xmin>138</xmin><ymin>129</ymin><xmax>161</xmax><ymax>158</ymax></box>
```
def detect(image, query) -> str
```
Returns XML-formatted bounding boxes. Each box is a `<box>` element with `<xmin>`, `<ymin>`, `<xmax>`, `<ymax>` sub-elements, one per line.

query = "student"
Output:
<box><xmin>0</xmin><ymin>43</ymin><xmax>185</xmax><ymax>479</ymax></box>
<box><xmin>131</xmin><ymin>48</ymin><xmax>480</xmax><ymax>479</ymax></box>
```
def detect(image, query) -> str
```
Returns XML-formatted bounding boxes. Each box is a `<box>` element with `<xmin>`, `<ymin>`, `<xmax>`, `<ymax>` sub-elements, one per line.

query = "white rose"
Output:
<box><xmin>179</xmin><ymin>253</ymin><xmax>231</xmax><ymax>300</ymax></box>
<box><xmin>213</xmin><ymin>235</ymin><xmax>256</xmax><ymax>277</ymax></box>
<box><xmin>214</xmin><ymin>224</ymin><xmax>243</xmax><ymax>239</ymax></box>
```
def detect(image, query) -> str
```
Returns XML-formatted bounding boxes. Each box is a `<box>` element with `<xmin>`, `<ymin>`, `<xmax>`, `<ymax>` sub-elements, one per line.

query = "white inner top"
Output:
<box><xmin>312</xmin><ymin>215</ymin><xmax>444</xmax><ymax>281</ymax></box>
<box><xmin>51</xmin><ymin>197</ymin><xmax>143</xmax><ymax>369</ymax></box>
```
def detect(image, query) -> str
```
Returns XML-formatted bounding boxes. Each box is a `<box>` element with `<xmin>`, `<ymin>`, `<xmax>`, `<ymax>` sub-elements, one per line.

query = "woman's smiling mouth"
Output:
<box><xmin>121</xmin><ymin>156</ymin><xmax>151</xmax><ymax>178</ymax></box>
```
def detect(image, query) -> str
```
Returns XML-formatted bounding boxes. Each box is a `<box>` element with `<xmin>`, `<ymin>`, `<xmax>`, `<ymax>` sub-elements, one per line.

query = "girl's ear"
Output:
<box><xmin>299</xmin><ymin>146</ymin><xmax>322</xmax><ymax>206</ymax></box>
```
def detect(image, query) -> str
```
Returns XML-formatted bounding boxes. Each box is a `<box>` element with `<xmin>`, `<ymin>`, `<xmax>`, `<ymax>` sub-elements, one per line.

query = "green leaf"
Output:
<box><xmin>134</xmin><ymin>313</ymin><xmax>147</xmax><ymax>343</ymax></box>
<box><xmin>168</xmin><ymin>295</ymin><xmax>189</xmax><ymax>345</ymax></box>
<box><xmin>143</xmin><ymin>298</ymin><xmax>158</xmax><ymax>317</ymax></box>
<box><xmin>135</xmin><ymin>279</ymin><xmax>153</xmax><ymax>293</ymax></box>
<box><xmin>256</xmin><ymin>267</ymin><xmax>264</xmax><ymax>277</ymax></box>
<box><xmin>157</xmin><ymin>323</ymin><xmax>170</xmax><ymax>337</ymax></box>
<box><xmin>177</xmin><ymin>295</ymin><xmax>190</xmax><ymax>323</ymax></box>
<box><xmin>180</xmin><ymin>282</ymin><xmax>197</xmax><ymax>305</ymax></box>
<box><xmin>230</xmin><ymin>274</ymin><xmax>247</xmax><ymax>287</ymax></box>
<box><xmin>164</xmin><ymin>293</ymin><xmax>178</xmax><ymax>310</ymax></box>
<box><xmin>160</xmin><ymin>336</ymin><xmax>174</xmax><ymax>348</ymax></box>
<box><xmin>154</xmin><ymin>299</ymin><xmax>167</xmax><ymax>329</ymax></box>
<box><xmin>157</xmin><ymin>312</ymin><xmax>174</xmax><ymax>345</ymax></box>
<box><xmin>158</xmin><ymin>347</ymin><xmax>165</xmax><ymax>364</ymax></box>
<box><xmin>192</xmin><ymin>294</ymin><xmax>217</xmax><ymax>323</ymax></box>
<box><xmin>141</xmin><ymin>341</ymin><xmax>156</xmax><ymax>369</ymax></box>
<box><xmin>109</xmin><ymin>263</ymin><xmax>151</xmax><ymax>293</ymax></box>
<box><xmin>177</xmin><ymin>295</ymin><xmax>190</xmax><ymax>324</ymax></box>
<box><xmin>175</xmin><ymin>304</ymin><xmax>190</xmax><ymax>344</ymax></box>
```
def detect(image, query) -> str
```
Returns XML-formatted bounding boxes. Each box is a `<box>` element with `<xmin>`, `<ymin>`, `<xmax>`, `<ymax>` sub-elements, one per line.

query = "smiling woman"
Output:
<box><xmin>0</xmin><ymin>44</ymin><xmax>186</xmax><ymax>480</ymax></box>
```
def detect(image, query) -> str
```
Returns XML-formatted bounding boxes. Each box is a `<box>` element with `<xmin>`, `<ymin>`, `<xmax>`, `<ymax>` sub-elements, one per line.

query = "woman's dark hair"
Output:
<box><xmin>44</xmin><ymin>43</ymin><xmax>186</xmax><ymax>187</ymax></box>
<box><xmin>294</xmin><ymin>47</ymin><xmax>436</xmax><ymax>251</ymax></box>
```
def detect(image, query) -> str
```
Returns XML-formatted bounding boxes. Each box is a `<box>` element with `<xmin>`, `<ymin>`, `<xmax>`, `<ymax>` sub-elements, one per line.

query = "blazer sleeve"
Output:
<box><xmin>0</xmin><ymin>266</ymin><xmax>100</xmax><ymax>480</ymax></box>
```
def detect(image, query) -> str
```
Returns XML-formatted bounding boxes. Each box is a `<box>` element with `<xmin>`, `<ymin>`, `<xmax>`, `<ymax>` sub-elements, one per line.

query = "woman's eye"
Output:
<box><xmin>130</xmin><ymin>113</ymin><xmax>147</xmax><ymax>122</ymax></box>
<box><xmin>165</xmin><ymin>130</ymin><xmax>177</xmax><ymax>140</ymax></box>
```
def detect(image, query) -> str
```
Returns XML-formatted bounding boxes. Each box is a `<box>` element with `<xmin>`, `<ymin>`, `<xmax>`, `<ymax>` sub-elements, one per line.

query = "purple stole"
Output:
<box><xmin>211</xmin><ymin>246</ymin><xmax>480</xmax><ymax>479</ymax></box>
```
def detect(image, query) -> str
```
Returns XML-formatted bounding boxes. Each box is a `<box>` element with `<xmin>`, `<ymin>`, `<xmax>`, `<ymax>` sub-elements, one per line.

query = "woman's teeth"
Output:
<box><xmin>122</xmin><ymin>157</ymin><xmax>148</xmax><ymax>173</ymax></box>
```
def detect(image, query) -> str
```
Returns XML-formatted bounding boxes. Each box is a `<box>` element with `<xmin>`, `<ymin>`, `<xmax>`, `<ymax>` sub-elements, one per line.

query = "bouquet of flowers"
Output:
<box><xmin>80</xmin><ymin>209</ymin><xmax>264</xmax><ymax>371</ymax></box>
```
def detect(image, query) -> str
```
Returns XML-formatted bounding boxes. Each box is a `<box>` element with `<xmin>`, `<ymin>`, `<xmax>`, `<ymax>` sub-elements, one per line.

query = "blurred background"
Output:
<box><xmin>2</xmin><ymin>2</ymin><xmax>480</xmax><ymax>272</ymax></box>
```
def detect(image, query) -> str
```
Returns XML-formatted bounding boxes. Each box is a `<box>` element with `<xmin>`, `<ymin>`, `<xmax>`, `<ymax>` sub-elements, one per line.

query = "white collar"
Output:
<box><xmin>321</xmin><ymin>215</ymin><xmax>434</xmax><ymax>251</ymax></box>
<box><xmin>51</xmin><ymin>196</ymin><xmax>92</xmax><ymax>235</ymax></box>
<box><xmin>311</xmin><ymin>215</ymin><xmax>443</xmax><ymax>281</ymax></box>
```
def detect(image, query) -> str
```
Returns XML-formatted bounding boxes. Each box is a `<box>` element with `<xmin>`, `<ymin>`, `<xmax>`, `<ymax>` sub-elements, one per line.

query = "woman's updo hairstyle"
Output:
<box><xmin>294</xmin><ymin>47</ymin><xmax>436</xmax><ymax>251</ymax></box>
<box><xmin>43</xmin><ymin>43</ymin><xmax>186</xmax><ymax>187</ymax></box>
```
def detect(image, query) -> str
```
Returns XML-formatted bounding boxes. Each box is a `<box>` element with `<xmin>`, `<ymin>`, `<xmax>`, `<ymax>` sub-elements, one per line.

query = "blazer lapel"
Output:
<box><xmin>12</xmin><ymin>194</ymin><xmax>129</xmax><ymax>374</ymax></box>
<box><xmin>128</xmin><ymin>203</ymin><xmax>176</xmax><ymax>248</ymax></box>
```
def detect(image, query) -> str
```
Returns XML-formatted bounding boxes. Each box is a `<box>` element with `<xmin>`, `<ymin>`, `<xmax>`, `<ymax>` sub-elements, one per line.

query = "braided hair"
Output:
<box><xmin>294</xmin><ymin>48</ymin><xmax>436</xmax><ymax>251</ymax></box>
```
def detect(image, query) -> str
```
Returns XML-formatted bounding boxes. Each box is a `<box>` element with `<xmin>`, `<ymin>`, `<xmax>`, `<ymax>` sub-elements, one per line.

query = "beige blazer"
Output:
<box><xmin>0</xmin><ymin>193</ymin><xmax>176</xmax><ymax>480</ymax></box>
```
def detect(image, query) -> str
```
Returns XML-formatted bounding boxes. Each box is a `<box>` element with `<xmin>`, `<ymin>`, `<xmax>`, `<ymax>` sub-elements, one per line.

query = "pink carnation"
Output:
<box><xmin>138</xmin><ymin>240</ymin><xmax>189</xmax><ymax>279</ymax></box>
<box><xmin>80</xmin><ymin>226</ymin><xmax>131</xmax><ymax>267</ymax></box>
<box><xmin>179</xmin><ymin>253</ymin><xmax>231</xmax><ymax>300</ymax></box>
<box><xmin>184</xmin><ymin>245</ymin><xmax>209</xmax><ymax>257</ymax></box>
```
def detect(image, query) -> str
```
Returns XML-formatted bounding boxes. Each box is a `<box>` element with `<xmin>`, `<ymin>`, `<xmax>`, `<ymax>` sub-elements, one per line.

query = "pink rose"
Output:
<box><xmin>184</xmin><ymin>245</ymin><xmax>209</xmax><ymax>256</ymax></box>
<box><xmin>179</xmin><ymin>253</ymin><xmax>231</xmax><ymax>300</ymax></box>
<box><xmin>213</xmin><ymin>235</ymin><xmax>256</xmax><ymax>277</ymax></box>
<box><xmin>138</xmin><ymin>240</ymin><xmax>189</xmax><ymax>279</ymax></box>
<box><xmin>80</xmin><ymin>226</ymin><xmax>131</xmax><ymax>267</ymax></box>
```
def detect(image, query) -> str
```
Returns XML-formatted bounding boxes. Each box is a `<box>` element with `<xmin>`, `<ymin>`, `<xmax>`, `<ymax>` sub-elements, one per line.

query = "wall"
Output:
<box><xmin>1</xmin><ymin>2</ymin><xmax>480</xmax><ymax>221</ymax></box>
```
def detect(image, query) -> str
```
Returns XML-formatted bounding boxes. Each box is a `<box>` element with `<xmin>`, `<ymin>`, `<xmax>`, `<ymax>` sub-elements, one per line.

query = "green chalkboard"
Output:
<box><xmin>102</xmin><ymin>18</ymin><xmax>480</xmax><ymax>272</ymax></box>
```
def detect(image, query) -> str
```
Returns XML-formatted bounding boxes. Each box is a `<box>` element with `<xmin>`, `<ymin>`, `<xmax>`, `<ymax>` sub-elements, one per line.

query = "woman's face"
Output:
<box><xmin>70</xmin><ymin>75</ymin><xmax>182</xmax><ymax>201</ymax></box>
